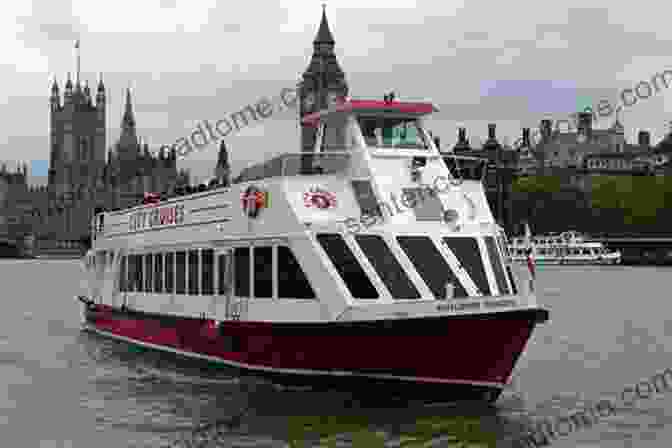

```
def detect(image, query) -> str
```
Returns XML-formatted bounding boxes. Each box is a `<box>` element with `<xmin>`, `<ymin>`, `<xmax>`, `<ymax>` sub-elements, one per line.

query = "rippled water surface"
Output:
<box><xmin>1</xmin><ymin>260</ymin><xmax>671</xmax><ymax>447</ymax></box>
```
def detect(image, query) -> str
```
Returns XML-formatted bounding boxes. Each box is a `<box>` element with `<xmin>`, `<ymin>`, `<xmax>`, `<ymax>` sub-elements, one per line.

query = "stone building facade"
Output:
<box><xmin>2</xmin><ymin>77</ymin><xmax>190</xmax><ymax>251</ymax></box>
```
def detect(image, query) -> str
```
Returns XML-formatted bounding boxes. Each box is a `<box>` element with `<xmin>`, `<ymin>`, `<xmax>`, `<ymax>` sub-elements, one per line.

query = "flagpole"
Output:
<box><xmin>74</xmin><ymin>40</ymin><xmax>80</xmax><ymax>85</ymax></box>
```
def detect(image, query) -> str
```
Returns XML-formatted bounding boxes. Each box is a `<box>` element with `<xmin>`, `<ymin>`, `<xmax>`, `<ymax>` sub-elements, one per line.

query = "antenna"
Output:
<box><xmin>74</xmin><ymin>40</ymin><xmax>80</xmax><ymax>85</ymax></box>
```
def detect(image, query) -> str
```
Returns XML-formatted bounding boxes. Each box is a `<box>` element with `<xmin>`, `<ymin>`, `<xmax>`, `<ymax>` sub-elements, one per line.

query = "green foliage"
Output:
<box><xmin>512</xmin><ymin>174</ymin><xmax>672</xmax><ymax>232</ymax></box>
<box><xmin>512</xmin><ymin>176</ymin><xmax>563</xmax><ymax>193</ymax></box>
<box><xmin>590</xmin><ymin>175</ymin><xmax>672</xmax><ymax>227</ymax></box>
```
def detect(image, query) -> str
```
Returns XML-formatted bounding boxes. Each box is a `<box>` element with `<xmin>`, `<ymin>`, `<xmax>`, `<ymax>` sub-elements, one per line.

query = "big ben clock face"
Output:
<box><xmin>303</xmin><ymin>93</ymin><xmax>315</xmax><ymax>111</ymax></box>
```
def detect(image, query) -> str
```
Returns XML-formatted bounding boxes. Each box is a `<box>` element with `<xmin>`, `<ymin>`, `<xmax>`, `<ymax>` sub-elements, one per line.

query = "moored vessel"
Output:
<box><xmin>78</xmin><ymin>95</ymin><xmax>549</xmax><ymax>402</ymax></box>
<box><xmin>508</xmin><ymin>230</ymin><xmax>621</xmax><ymax>265</ymax></box>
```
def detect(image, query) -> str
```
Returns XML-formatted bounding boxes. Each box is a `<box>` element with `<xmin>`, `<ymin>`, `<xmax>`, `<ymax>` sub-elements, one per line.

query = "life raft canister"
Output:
<box><xmin>241</xmin><ymin>186</ymin><xmax>268</xmax><ymax>219</ymax></box>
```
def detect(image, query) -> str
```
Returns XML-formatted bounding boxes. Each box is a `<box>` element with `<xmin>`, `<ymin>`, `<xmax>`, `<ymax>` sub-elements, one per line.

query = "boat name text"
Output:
<box><xmin>129</xmin><ymin>204</ymin><xmax>186</xmax><ymax>231</ymax></box>
<box><xmin>437</xmin><ymin>298</ymin><xmax>516</xmax><ymax>312</ymax></box>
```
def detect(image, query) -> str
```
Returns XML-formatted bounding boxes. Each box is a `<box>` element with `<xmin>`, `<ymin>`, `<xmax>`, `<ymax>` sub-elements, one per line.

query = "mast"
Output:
<box><xmin>74</xmin><ymin>40</ymin><xmax>80</xmax><ymax>85</ymax></box>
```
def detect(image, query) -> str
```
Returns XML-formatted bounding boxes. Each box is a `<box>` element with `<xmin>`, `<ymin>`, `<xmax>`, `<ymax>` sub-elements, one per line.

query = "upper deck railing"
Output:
<box><xmin>233</xmin><ymin>152</ymin><xmax>352</xmax><ymax>184</ymax></box>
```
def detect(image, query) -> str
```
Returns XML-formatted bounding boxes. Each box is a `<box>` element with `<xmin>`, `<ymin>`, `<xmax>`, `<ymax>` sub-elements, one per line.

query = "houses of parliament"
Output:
<box><xmin>0</xmin><ymin>78</ymin><xmax>191</xmax><ymax>251</ymax></box>
<box><xmin>0</xmin><ymin>7</ymin><xmax>347</xmax><ymax>253</ymax></box>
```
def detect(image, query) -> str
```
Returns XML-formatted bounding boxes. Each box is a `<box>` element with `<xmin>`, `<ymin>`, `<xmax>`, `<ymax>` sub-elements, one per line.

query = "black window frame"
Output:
<box><xmin>201</xmin><ymin>249</ymin><xmax>214</xmax><ymax>295</ymax></box>
<box><xmin>234</xmin><ymin>247</ymin><xmax>250</xmax><ymax>297</ymax></box>
<box><xmin>316</xmin><ymin>233</ymin><xmax>378</xmax><ymax>299</ymax></box>
<box><xmin>277</xmin><ymin>246</ymin><xmax>315</xmax><ymax>299</ymax></box>
<box><xmin>354</xmin><ymin>235</ymin><xmax>420</xmax><ymax>299</ymax></box>
<box><xmin>253</xmin><ymin>246</ymin><xmax>273</xmax><ymax>298</ymax></box>
<box><xmin>154</xmin><ymin>253</ymin><xmax>163</xmax><ymax>293</ymax></box>
<box><xmin>396</xmin><ymin>236</ymin><xmax>468</xmax><ymax>299</ymax></box>
<box><xmin>175</xmin><ymin>251</ymin><xmax>186</xmax><ymax>294</ymax></box>
<box><xmin>484</xmin><ymin>236</ymin><xmax>509</xmax><ymax>295</ymax></box>
<box><xmin>164</xmin><ymin>252</ymin><xmax>174</xmax><ymax>293</ymax></box>
<box><xmin>188</xmin><ymin>250</ymin><xmax>199</xmax><ymax>295</ymax></box>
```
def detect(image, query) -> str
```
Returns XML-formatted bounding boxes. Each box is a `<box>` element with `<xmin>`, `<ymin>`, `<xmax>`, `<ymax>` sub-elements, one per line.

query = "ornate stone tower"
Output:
<box><xmin>299</xmin><ymin>6</ymin><xmax>349</xmax><ymax>153</ymax></box>
<box><xmin>117</xmin><ymin>87</ymin><xmax>139</xmax><ymax>160</ymax></box>
<box><xmin>48</xmin><ymin>72</ymin><xmax>106</xmax><ymax>196</ymax></box>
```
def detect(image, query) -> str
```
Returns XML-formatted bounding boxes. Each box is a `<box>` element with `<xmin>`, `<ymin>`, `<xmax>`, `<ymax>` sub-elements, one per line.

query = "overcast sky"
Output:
<box><xmin>3</xmin><ymin>0</ymin><xmax>672</xmax><ymax>185</ymax></box>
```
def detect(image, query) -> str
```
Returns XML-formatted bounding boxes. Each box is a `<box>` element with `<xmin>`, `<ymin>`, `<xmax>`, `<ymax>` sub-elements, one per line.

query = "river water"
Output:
<box><xmin>1</xmin><ymin>260</ymin><xmax>671</xmax><ymax>447</ymax></box>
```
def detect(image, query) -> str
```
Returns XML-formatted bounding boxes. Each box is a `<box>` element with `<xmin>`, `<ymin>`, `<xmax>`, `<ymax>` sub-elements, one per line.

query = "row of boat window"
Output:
<box><xmin>316</xmin><ymin>233</ymin><xmax>516</xmax><ymax>299</ymax></box>
<box><xmin>91</xmin><ymin>233</ymin><xmax>516</xmax><ymax>301</ymax></box>
<box><xmin>116</xmin><ymin>246</ymin><xmax>315</xmax><ymax>299</ymax></box>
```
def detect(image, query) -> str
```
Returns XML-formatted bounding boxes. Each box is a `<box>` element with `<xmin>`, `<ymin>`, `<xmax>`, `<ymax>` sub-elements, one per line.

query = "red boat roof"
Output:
<box><xmin>301</xmin><ymin>98</ymin><xmax>438</xmax><ymax>127</ymax></box>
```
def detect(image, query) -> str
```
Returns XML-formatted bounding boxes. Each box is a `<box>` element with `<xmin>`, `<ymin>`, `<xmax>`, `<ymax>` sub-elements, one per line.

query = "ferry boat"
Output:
<box><xmin>78</xmin><ymin>95</ymin><xmax>549</xmax><ymax>402</ymax></box>
<box><xmin>508</xmin><ymin>231</ymin><xmax>621</xmax><ymax>265</ymax></box>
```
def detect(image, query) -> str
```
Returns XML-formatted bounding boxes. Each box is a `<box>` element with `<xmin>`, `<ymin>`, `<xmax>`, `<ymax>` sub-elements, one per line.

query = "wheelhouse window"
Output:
<box><xmin>484</xmin><ymin>237</ymin><xmax>509</xmax><ymax>295</ymax></box>
<box><xmin>201</xmin><ymin>249</ymin><xmax>214</xmax><ymax>295</ymax></box>
<box><xmin>358</xmin><ymin>117</ymin><xmax>428</xmax><ymax>149</ymax></box>
<box><xmin>278</xmin><ymin>246</ymin><xmax>315</xmax><ymax>299</ymax></box>
<box><xmin>442</xmin><ymin>237</ymin><xmax>491</xmax><ymax>296</ymax></box>
<box><xmin>165</xmin><ymin>252</ymin><xmax>174</xmax><ymax>293</ymax></box>
<box><xmin>188</xmin><ymin>250</ymin><xmax>199</xmax><ymax>295</ymax></box>
<box><xmin>154</xmin><ymin>253</ymin><xmax>163</xmax><ymax>293</ymax></box>
<box><xmin>316</xmin><ymin>233</ymin><xmax>378</xmax><ymax>299</ymax></box>
<box><xmin>234</xmin><ymin>247</ymin><xmax>250</xmax><ymax>297</ymax></box>
<box><xmin>175</xmin><ymin>251</ymin><xmax>186</xmax><ymax>294</ymax></box>
<box><xmin>397</xmin><ymin>236</ymin><xmax>467</xmax><ymax>299</ymax></box>
<box><xmin>354</xmin><ymin>235</ymin><xmax>419</xmax><ymax>299</ymax></box>
<box><xmin>144</xmin><ymin>254</ymin><xmax>152</xmax><ymax>293</ymax></box>
<box><xmin>254</xmin><ymin>246</ymin><xmax>273</xmax><ymax>298</ymax></box>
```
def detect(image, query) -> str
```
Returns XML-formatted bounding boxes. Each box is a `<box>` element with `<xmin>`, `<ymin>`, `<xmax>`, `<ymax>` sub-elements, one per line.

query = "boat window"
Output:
<box><xmin>165</xmin><ymin>252</ymin><xmax>174</xmax><ymax>293</ymax></box>
<box><xmin>175</xmin><ymin>251</ymin><xmax>186</xmax><ymax>294</ymax></box>
<box><xmin>154</xmin><ymin>253</ymin><xmax>163</xmax><ymax>293</ymax></box>
<box><xmin>201</xmin><ymin>249</ymin><xmax>214</xmax><ymax>295</ymax></box>
<box><xmin>144</xmin><ymin>254</ymin><xmax>153</xmax><ymax>293</ymax></box>
<box><xmin>484</xmin><ymin>237</ymin><xmax>509</xmax><ymax>295</ymax></box>
<box><xmin>129</xmin><ymin>254</ymin><xmax>141</xmax><ymax>292</ymax></box>
<box><xmin>396</xmin><ymin>236</ymin><xmax>467</xmax><ymax>299</ymax></box>
<box><xmin>442</xmin><ymin>237</ymin><xmax>491</xmax><ymax>296</ymax></box>
<box><xmin>582</xmin><ymin>248</ymin><xmax>591</xmax><ymax>255</ymax></box>
<box><xmin>278</xmin><ymin>246</ymin><xmax>315</xmax><ymax>299</ymax></box>
<box><xmin>218</xmin><ymin>254</ymin><xmax>230</xmax><ymax>295</ymax></box>
<box><xmin>354</xmin><ymin>235</ymin><xmax>420</xmax><ymax>299</ymax></box>
<box><xmin>506</xmin><ymin>265</ymin><xmax>518</xmax><ymax>295</ymax></box>
<box><xmin>316</xmin><ymin>233</ymin><xmax>378</xmax><ymax>299</ymax></box>
<box><xmin>351</xmin><ymin>180</ymin><xmax>383</xmax><ymax>218</ymax></box>
<box><xmin>402</xmin><ymin>187</ymin><xmax>443</xmax><ymax>221</ymax></box>
<box><xmin>234</xmin><ymin>247</ymin><xmax>250</xmax><ymax>297</ymax></box>
<box><xmin>253</xmin><ymin>246</ymin><xmax>273</xmax><ymax>298</ymax></box>
<box><xmin>188</xmin><ymin>250</ymin><xmax>199</xmax><ymax>295</ymax></box>
<box><xmin>119</xmin><ymin>255</ymin><xmax>127</xmax><ymax>292</ymax></box>
<box><xmin>358</xmin><ymin>117</ymin><xmax>428</xmax><ymax>149</ymax></box>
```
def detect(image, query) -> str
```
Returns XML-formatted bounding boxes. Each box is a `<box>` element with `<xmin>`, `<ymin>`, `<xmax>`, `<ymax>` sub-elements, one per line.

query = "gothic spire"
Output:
<box><xmin>97</xmin><ymin>73</ymin><xmax>105</xmax><ymax>92</ymax></box>
<box><xmin>215</xmin><ymin>140</ymin><xmax>230</xmax><ymax>186</ymax></box>
<box><xmin>314</xmin><ymin>4</ymin><xmax>335</xmax><ymax>45</ymax></box>
<box><xmin>122</xmin><ymin>87</ymin><xmax>135</xmax><ymax>128</ymax></box>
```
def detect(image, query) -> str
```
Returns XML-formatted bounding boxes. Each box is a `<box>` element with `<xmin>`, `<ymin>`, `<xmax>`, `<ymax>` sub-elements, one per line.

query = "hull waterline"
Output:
<box><xmin>81</xmin><ymin>302</ymin><xmax>548</xmax><ymax>402</ymax></box>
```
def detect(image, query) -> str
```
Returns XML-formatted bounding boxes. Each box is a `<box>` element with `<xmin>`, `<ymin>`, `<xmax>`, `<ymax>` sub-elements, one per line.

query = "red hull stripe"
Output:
<box><xmin>84</xmin><ymin>324</ymin><xmax>507</xmax><ymax>388</ymax></box>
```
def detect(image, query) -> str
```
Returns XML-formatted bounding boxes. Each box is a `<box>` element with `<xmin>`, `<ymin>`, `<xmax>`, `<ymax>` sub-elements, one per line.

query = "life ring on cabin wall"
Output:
<box><xmin>241</xmin><ymin>186</ymin><xmax>266</xmax><ymax>219</ymax></box>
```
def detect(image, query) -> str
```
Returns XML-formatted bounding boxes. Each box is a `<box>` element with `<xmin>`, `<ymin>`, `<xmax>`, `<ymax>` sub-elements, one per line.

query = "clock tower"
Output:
<box><xmin>299</xmin><ymin>5</ymin><xmax>349</xmax><ymax>153</ymax></box>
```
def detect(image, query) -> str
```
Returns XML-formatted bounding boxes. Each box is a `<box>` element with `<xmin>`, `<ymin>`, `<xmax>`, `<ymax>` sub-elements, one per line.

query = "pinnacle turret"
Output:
<box><xmin>314</xmin><ymin>5</ymin><xmax>335</xmax><ymax>45</ymax></box>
